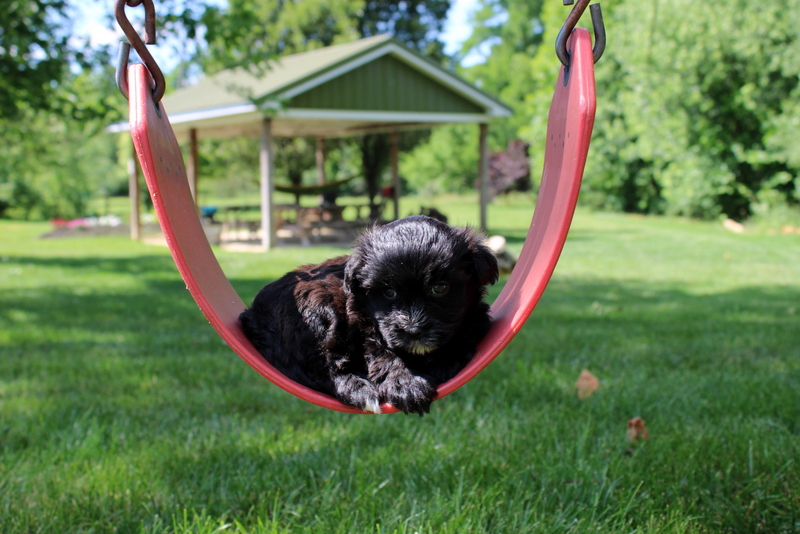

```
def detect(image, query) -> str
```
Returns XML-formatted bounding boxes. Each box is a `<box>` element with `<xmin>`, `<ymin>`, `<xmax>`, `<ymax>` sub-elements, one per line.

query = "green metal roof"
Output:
<box><xmin>162</xmin><ymin>35</ymin><xmax>393</xmax><ymax>115</ymax></box>
<box><xmin>119</xmin><ymin>34</ymin><xmax>512</xmax><ymax>139</ymax></box>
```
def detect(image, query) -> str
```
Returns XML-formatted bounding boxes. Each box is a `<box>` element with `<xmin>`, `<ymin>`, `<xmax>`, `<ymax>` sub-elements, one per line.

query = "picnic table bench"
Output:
<box><xmin>219</xmin><ymin>202</ymin><xmax>384</xmax><ymax>246</ymax></box>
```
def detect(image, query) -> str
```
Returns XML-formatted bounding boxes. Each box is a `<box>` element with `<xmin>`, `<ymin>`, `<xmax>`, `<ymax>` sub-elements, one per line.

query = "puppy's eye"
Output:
<box><xmin>431</xmin><ymin>282</ymin><xmax>449</xmax><ymax>296</ymax></box>
<box><xmin>383</xmin><ymin>288</ymin><xmax>398</xmax><ymax>300</ymax></box>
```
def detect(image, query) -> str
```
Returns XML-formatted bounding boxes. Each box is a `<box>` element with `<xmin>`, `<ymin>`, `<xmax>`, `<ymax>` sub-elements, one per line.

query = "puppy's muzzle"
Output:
<box><xmin>392</xmin><ymin>307</ymin><xmax>439</xmax><ymax>355</ymax></box>
<box><xmin>397</xmin><ymin>307</ymin><xmax>428</xmax><ymax>335</ymax></box>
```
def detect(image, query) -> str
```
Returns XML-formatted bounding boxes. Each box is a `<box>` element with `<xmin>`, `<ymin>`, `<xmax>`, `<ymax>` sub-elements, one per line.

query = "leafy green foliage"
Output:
<box><xmin>404</xmin><ymin>0</ymin><xmax>800</xmax><ymax>222</ymax></box>
<box><xmin>201</xmin><ymin>0</ymin><xmax>358</xmax><ymax>74</ymax></box>
<box><xmin>0</xmin><ymin>0</ymin><xmax>121</xmax><ymax>121</ymax></box>
<box><xmin>0</xmin><ymin>0</ymin><xmax>70</xmax><ymax>120</ymax></box>
<box><xmin>201</xmin><ymin>0</ymin><xmax>451</xmax><ymax>74</ymax></box>
<box><xmin>0</xmin><ymin>0</ymin><xmax>215</xmax><ymax>221</ymax></box>
<box><xmin>402</xmin><ymin>124</ymin><xmax>480</xmax><ymax>196</ymax></box>
<box><xmin>8</xmin><ymin>0</ymin><xmax>799</xmax><ymax>224</ymax></box>
<box><xmin>0</xmin><ymin>119</ymin><xmax>124</xmax><ymax>220</ymax></box>
<box><xmin>461</xmin><ymin>0</ymin><xmax>546</xmax><ymax>139</ymax></box>
<box><xmin>579</xmin><ymin>0</ymin><xmax>800</xmax><ymax>219</ymax></box>
<box><xmin>357</xmin><ymin>0</ymin><xmax>451</xmax><ymax>60</ymax></box>
<box><xmin>0</xmin><ymin>65</ymin><xmax>126</xmax><ymax>220</ymax></box>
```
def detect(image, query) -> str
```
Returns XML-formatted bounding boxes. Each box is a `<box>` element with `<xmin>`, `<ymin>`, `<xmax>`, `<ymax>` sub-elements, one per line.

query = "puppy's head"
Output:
<box><xmin>344</xmin><ymin>215</ymin><xmax>498</xmax><ymax>356</ymax></box>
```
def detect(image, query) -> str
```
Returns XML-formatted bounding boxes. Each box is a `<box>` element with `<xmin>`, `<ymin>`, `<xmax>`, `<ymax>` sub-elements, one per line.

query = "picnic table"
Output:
<box><xmin>219</xmin><ymin>202</ymin><xmax>384</xmax><ymax>246</ymax></box>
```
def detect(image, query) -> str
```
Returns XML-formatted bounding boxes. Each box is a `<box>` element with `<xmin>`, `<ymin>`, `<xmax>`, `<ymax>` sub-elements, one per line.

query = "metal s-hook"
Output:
<box><xmin>116</xmin><ymin>40</ymin><xmax>132</xmax><ymax>100</ymax></box>
<box><xmin>555</xmin><ymin>0</ymin><xmax>606</xmax><ymax>68</ymax></box>
<box><xmin>115</xmin><ymin>0</ymin><xmax>165</xmax><ymax>103</ymax></box>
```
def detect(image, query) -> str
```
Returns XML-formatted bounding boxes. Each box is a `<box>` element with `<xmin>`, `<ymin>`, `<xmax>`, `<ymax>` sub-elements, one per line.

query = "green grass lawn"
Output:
<box><xmin>1</xmin><ymin>195</ymin><xmax>799</xmax><ymax>533</ymax></box>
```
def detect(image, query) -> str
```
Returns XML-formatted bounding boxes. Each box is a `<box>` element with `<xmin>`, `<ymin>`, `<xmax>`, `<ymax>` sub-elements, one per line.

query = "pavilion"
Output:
<box><xmin>113</xmin><ymin>34</ymin><xmax>512</xmax><ymax>248</ymax></box>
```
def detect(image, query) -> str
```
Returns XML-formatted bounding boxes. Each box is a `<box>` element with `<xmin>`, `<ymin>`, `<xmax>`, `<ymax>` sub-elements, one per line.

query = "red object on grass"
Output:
<box><xmin>127</xmin><ymin>29</ymin><xmax>596</xmax><ymax>414</ymax></box>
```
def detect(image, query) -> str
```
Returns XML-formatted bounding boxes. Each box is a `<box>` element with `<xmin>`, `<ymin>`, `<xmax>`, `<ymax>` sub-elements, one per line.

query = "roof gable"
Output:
<box><xmin>288</xmin><ymin>54</ymin><xmax>484</xmax><ymax>114</ymax></box>
<box><xmin>162</xmin><ymin>35</ymin><xmax>510</xmax><ymax>117</ymax></box>
<box><xmin>162</xmin><ymin>35</ymin><xmax>394</xmax><ymax>115</ymax></box>
<box><xmin>115</xmin><ymin>35</ymin><xmax>513</xmax><ymax>138</ymax></box>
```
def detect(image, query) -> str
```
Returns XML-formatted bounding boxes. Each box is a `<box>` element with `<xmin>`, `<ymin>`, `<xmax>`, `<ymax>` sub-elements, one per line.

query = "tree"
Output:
<box><xmin>0</xmin><ymin>0</ymin><xmax>71</xmax><ymax>120</ymax></box>
<box><xmin>0</xmin><ymin>0</ymin><xmax>231</xmax><ymax>220</ymax></box>
<box><xmin>582</xmin><ymin>0</ymin><xmax>800</xmax><ymax>219</ymax></box>
<box><xmin>201</xmin><ymin>0</ymin><xmax>451</xmax><ymax>73</ymax></box>
<box><xmin>438</xmin><ymin>0</ymin><xmax>800</xmax><ymax>221</ymax></box>
<box><xmin>201</xmin><ymin>0</ymin><xmax>357</xmax><ymax>73</ymax></box>
<box><xmin>0</xmin><ymin>0</ymin><xmax>129</xmax><ymax>220</ymax></box>
<box><xmin>461</xmin><ymin>0</ymin><xmax>546</xmax><ymax>141</ymax></box>
<box><xmin>401</xmin><ymin>124</ymin><xmax>480</xmax><ymax>196</ymax></box>
<box><xmin>357</xmin><ymin>0</ymin><xmax>451</xmax><ymax>60</ymax></box>
<box><xmin>0</xmin><ymin>67</ymin><xmax>127</xmax><ymax>220</ymax></box>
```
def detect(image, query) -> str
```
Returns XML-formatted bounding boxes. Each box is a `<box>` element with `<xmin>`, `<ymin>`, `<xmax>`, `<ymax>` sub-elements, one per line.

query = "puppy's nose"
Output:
<box><xmin>400</xmin><ymin>307</ymin><xmax>428</xmax><ymax>337</ymax></box>
<box><xmin>403</xmin><ymin>322</ymin><xmax>424</xmax><ymax>337</ymax></box>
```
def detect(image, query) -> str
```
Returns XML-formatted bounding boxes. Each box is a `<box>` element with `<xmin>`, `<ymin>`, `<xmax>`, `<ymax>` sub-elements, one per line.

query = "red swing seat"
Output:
<box><xmin>126</xmin><ymin>29</ymin><xmax>596</xmax><ymax>414</ymax></box>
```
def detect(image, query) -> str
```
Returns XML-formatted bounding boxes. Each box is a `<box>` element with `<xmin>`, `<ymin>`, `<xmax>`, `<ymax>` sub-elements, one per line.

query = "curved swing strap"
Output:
<box><xmin>127</xmin><ymin>28</ymin><xmax>596</xmax><ymax>414</ymax></box>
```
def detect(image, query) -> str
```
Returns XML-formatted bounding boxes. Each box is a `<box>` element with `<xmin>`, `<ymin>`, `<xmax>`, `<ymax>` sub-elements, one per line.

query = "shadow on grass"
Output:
<box><xmin>490</xmin><ymin>226</ymin><xmax>640</xmax><ymax>247</ymax></box>
<box><xmin>5</xmin><ymin>252</ymin><xmax>797</xmax><ymax>368</ymax></box>
<box><xmin>3</xmin><ymin>257</ymin><xmax>800</xmax><ymax>531</ymax></box>
<box><xmin>2</xmin><ymin>262</ymin><xmax>797</xmax><ymax>417</ymax></box>
<box><xmin>5</xmin><ymin>254</ymin><xmax>180</xmax><ymax>277</ymax></box>
<box><xmin>0</xmin><ymin>255</ymin><xmax>272</xmax><ymax>324</ymax></box>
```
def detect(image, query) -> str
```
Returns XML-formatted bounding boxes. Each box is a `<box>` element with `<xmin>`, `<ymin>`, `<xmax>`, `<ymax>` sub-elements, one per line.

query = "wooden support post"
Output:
<box><xmin>128</xmin><ymin>141</ymin><xmax>141</xmax><ymax>240</ymax></box>
<box><xmin>478</xmin><ymin>123</ymin><xmax>489</xmax><ymax>232</ymax></box>
<box><xmin>260</xmin><ymin>118</ymin><xmax>275</xmax><ymax>250</ymax></box>
<box><xmin>316</xmin><ymin>136</ymin><xmax>327</xmax><ymax>206</ymax></box>
<box><xmin>316</xmin><ymin>137</ymin><xmax>326</xmax><ymax>185</ymax></box>
<box><xmin>187</xmin><ymin>128</ymin><xmax>199</xmax><ymax>206</ymax></box>
<box><xmin>390</xmin><ymin>131</ymin><xmax>400</xmax><ymax>221</ymax></box>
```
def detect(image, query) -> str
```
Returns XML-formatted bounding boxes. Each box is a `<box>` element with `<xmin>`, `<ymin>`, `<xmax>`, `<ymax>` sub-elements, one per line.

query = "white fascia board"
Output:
<box><xmin>107</xmin><ymin>103</ymin><xmax>262</xmax><ymax>133</ymax></box>
<box><xmin>278</xmin><ymin>43</ymin><xmax>512</xmax><ymax>117</ymax></box>
<box><xmin>166</xmin><ymin>103</ymin><xmax>259</xmax><ymax>124</ymax></box>
<box><xmin>106</xmin><ymin>99</ymin><xmax>495</xmax><ymax>135</ymax></box>
<box><xmin>154</xmin><ymin>106</ymin><xmax>489</xmax><ymax>127</ymax></box>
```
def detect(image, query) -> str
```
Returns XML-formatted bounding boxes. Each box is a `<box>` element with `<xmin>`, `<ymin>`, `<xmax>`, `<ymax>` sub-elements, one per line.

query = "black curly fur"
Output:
<box><xmin>239</xmin><ymin>215</ymin><xmax>498</xmax><ymax>415</ymax></box>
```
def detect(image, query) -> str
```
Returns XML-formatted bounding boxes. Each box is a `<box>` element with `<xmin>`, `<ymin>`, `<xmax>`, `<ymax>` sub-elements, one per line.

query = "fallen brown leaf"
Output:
<box><xmin>627</xmin><ymin>416</ymin><xmax>649</xmax><ymax>442</ymax></box>
<box><xmin>575</xmin><ymin>369</ymin><xmax>600</xmax><ymax>399</ymax></box>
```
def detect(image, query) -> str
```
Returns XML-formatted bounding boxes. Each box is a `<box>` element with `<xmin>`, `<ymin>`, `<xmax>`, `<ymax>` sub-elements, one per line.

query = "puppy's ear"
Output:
<box><xmin>473</xmin><ymin>240</ymin><xmax>500</xmax><ymax>286</ymax></box>
<box><xmin>343</xmin><ymin>253</ymin><xmax>361</xmax><ymax>295</ymax></box>
<box><xmin>344</xmin><ymin>234</ymin><xmax>369</xmax><ymax>295</ymax></box>
<box><xmin>460</xmin><ymin>229</ymin><xmax>499</xmax><ymax>286</ymax></box>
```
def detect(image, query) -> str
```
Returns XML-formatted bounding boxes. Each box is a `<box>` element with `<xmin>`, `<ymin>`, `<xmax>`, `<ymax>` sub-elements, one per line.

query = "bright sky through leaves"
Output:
<box><xmin>71</xmin><ymin>0</ymin><xmax>484</xmax><ymax>72</ymax></box>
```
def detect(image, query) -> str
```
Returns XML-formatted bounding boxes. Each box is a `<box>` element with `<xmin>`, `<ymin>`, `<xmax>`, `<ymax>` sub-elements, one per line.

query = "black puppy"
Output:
<box><xmin>239</xmin><ymin>215</ymin><xmax>498</xmax><ymax>415</ymax></box>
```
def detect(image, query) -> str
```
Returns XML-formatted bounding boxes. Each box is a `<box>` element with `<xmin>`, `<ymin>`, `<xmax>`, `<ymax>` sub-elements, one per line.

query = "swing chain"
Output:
<box><xmin>556</xmin><ymin>0</ymin><xmax>606</xmax><ymax>68</ymax></box>
<box><xmin>115</xmin><ymin>0</ymin><xmax>166</xmax><ymax>103</ymax></box>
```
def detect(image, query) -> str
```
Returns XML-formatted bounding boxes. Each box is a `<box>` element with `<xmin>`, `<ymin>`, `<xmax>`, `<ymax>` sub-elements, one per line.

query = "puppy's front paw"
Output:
<box><xmin>379</xmin><ymin>373</ymin><xmax>436</xmax><ymax>416</ymax></box>
<box><xmin>333</xmin><ymin>375</ymin><xmax>382</xmax><ymax>414</ymax></box>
